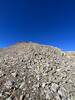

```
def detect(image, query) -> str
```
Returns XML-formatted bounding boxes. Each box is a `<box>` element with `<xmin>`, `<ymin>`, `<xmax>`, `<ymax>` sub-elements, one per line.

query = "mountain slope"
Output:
<box><xmin>0</xmin><ymin>42</ymin><xmax>75</xmax><ymax>100</ymax></box>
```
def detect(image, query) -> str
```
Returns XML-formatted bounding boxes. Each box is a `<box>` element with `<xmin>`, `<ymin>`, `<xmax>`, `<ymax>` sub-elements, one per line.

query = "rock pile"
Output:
<box><xmin>0</xmin><ymin>42</ymin><xmax>75</xmax><ymax>100</ymax></box>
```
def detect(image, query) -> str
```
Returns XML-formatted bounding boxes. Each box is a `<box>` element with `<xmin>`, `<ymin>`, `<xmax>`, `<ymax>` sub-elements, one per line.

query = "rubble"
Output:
<box><xmin>0</xmin><ymin>42</ymin><xmax>75</xmax><ymax>100</ymax></box>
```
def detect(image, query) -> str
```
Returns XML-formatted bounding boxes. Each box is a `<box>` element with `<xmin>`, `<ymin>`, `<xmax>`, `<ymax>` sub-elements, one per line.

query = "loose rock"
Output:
<box><xmin>0</xmin><ymin>42</ymin><xmax>75</xmax><ymax>100</ymax></box>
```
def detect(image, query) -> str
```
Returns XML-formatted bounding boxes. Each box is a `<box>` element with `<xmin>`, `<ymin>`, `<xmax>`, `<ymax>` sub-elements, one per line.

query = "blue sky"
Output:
<box><xmin>0</xmin><ymin>0</ymin><xmax>75</xmax><ymax>51</ymax></box>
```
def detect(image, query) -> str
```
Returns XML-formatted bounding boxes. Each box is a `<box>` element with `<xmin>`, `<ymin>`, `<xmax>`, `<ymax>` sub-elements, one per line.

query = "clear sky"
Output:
<box><xmin>0</xmin><ymin>0</ymin><xmax>75</xmax><ymax>51</ymax></box>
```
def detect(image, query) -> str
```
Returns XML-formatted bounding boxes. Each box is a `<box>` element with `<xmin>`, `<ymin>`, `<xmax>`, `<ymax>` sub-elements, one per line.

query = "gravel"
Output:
<box><xmin>0</xmin><ymin>42</ymin><xmax>75</xmax><ymax>100</ymax></box>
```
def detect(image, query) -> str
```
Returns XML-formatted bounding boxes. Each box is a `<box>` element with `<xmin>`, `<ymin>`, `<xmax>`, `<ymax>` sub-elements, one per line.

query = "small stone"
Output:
<box><xmin>0</xmin><ymin>70</ymin><xmax>3</xmax><ymax>77</ymax></box>
<box><xmin>36</xmin><ymin>75</ymin><xmax>39</xmax><ymax>80</ymax></box>
<box><xmin>56</xmin><ymin>95</ymin><xmax>61</xmax><ymax>100</ymax></box>
<box><xmin>4</xmin><ymin>80</ymin><xmax>12</xmax><ymax>89</ymax></box>
<box><xmin>71</xmin><ymin>95</ymin><xmax>75</xmax><ymax>100</ymax></box>
<box><xmin>19</xmin><ymin>82</ymin><xmax>25</xmax><ymax>89</ymax></box>
<box><xmin>58</xmin><ymin>90</ymin><xmax>62</xmax><ymax>96</ymax></box>
<box><xmin>26</xmin><ymin>94</ymin><xmax>29</xmax><ymax>98</ymax></box>
<box><xmin>29</xmin><ymin>98</ymin><xmax>31</xmax><ymax>100</ymax></box>
<box><xmin>46</xmin><ymin>93</ymin><xmax>50</xmax><ymax>99</ymax></box>
<box><xmin>56</xmin><ymin>69</ymin><xmax>61</xmax><ymax>72</ymax></box>
<box><xmin>11</xmin><ymin>72</ymin><xmax>17</xmax><ymax>77</ymax></box>
<box><xmin>5</xmin><ymin>92</ymin><xmax>10</xmax><ymax>95</ymax></box>
<box><xmin>20</xmin><ymin>95</ymin><xmax>23</xmax><ymax>100</ymax></box>
<box><xmin>6</xmin><ymin>97</ymin><xmax>12</xmax><ymax>100</ymax></box>
<box><xmin>68</xmin><ymin>79</ymin><xmax>73</xmax><ymax>83</ymax></box>
<box><xmin>20</xmin><ymin>95</ymin><xmax>25</xmax><ymax>100</ymax></box>
<box><xmin>28</xmin><ymin>81</ymin><xmax>31</xmax><ymax>83</ymax></box>
<box><xmin>51</xmin><ymin>83</ymin><xmax>58</xmax><ymax>92</ymax></box>
<box><xmin>42</xmin><ymin>82</ymin><xmax>45</xmax><ymax>88</ymax></box>
<box><xmin>0</xmin><ymin>93</ymin><xmax>2</xmax><ymax>97</ymax></box>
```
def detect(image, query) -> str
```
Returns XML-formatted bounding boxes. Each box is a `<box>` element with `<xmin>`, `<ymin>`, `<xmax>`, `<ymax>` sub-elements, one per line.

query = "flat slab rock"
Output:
<box><xmin>0</xmin><ymin>42</ymin><xmax>75</xmax><ymax>100</ymax></box>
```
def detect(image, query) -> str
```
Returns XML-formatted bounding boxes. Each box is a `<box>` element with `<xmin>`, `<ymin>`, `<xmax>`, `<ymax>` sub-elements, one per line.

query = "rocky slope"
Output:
<box><xmin>0</xmin><ymin>42</ymin><xmax>75</xmax><ymax>100</ymax></box>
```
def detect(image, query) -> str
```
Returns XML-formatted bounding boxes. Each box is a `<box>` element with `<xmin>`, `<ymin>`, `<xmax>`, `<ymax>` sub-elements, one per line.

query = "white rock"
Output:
<box><xmin>58</xmin><ymin>90</ymin><xmax>62</xmax><ymax>96</ymax></box>
<box><xmin>42</xmin><ymin>82</ymin><xmax>45</xmax><ymax>88</ymax></box>
<box><xmin>4</xmin><ymin>80</ymin><xmax>12</xmax><ymax>89</ymax></box>
<box><xmin>0</xmin><ymin>93</ymin><xmax>2</xmax><ymax>97</ymax></box>
<box><xmin>36</xmin><ymin>75</ymin><xmax>39</xmax><ymax>80</ymax></box>
<box><xmin>20</xmin><ymin>95</ymin><xmax>24</xmax><ymax>100</ymax></box>
<box><xmin>19</xmin><ymin>82</ymin><xmax>25</xmax><ymax>89</ymax></box>
<box><xmin>51</xmin><ymin>83</ymin><xmax>58</xmax><ymax>92</ymax></box>
<box><xmin>0</xmin><ymin>70</ymin><xmax>3</xmax><ymax>77</ymax></box>
<box><xmin>46</xmin><ymin>93</ymin><xmax>50</xmax><ymax>99</ymax></box>
<box><xmin>6</xmin><ymin>97</ymin><xmax>12</xmax><ymax>100</ymax></box>
<box><xmin>56</xmin><ymin>94</ymin><xmax>61</xmax><ymax>100</ymax></box>
<box><xmin>11</xmin><ymin>72</ymin><xmax>17</xmax><ymax>77</ymax></box>
<box><xmin>20</xmin><ymin>95</ymin><xmax>23</xmax><ymax>100</ymax></box>
<box><xmin>29</xmin><ymin>98</ymin><xmax>31</xmax><ymax>100</ymax></box>
<box><xmin>56</xmin><ymin>69</ymin><xmax>61</xmax><ymax>72</ymax></box>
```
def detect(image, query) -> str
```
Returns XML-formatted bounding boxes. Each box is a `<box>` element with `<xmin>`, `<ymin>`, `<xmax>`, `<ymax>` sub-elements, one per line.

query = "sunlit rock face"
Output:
<box><xmin>0</xmin><ymin>42</ymin><xmax>75</xmax><ymax>100</ymax></box>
